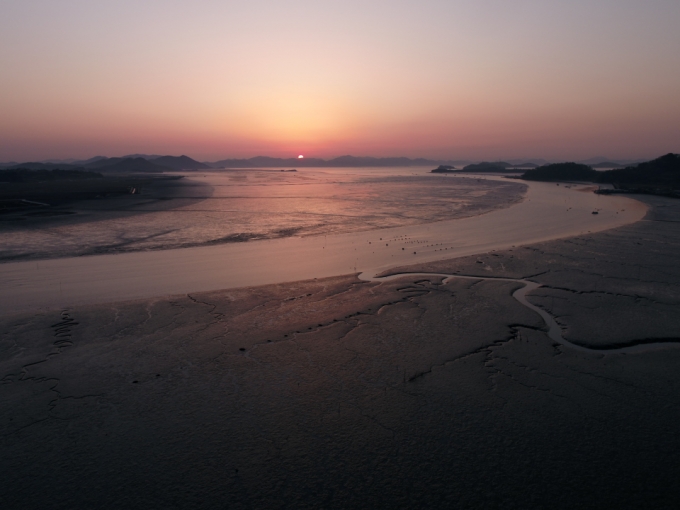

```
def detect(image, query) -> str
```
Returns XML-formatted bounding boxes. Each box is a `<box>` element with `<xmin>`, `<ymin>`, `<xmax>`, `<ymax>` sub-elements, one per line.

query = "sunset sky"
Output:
<box><xmin>1</xmin><ymin>0</ymin><xmax>679</xmax><ymax>162</ymax></box>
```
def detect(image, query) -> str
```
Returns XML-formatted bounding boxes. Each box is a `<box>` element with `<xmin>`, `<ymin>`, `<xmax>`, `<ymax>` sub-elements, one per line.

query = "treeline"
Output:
<box><xmin>0</xmin><ymin>168</ymin><xmax>103</xmax><ymax>183</ymax></box>
<box><xmin>522</xmin><ymin>153</ymin><xmax>680</xmax><ymax>188</ymax></box>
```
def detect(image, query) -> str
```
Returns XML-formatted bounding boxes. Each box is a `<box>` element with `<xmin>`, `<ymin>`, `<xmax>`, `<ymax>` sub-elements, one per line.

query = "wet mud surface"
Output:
<box><xmin>0</xmin><ymin>169</ymin><xmax>525</xmax><ymax>261</ymax></box>
<box><xmin>391</xmin><ymin>195</ymin><xmax>680</xmax><ymax>350</ymax></box>
<box><xmin>1</xmin><ymin>195</ymin><xmax>680</xmax><ymax>508</ymax></box>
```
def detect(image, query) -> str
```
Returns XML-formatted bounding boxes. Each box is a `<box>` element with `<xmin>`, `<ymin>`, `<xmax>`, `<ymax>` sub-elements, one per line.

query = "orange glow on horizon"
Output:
<box><xmin>0</xmin><ymin>1</ymin><xmax>678</xmax><ymax>162</ymax></box>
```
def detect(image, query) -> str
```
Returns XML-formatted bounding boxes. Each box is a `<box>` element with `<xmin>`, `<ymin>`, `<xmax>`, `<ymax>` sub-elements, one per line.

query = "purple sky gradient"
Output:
<box><xmin>1</xmin><ymin>0</ymin><xmax>679</xmax><ymax>162</ymax></box>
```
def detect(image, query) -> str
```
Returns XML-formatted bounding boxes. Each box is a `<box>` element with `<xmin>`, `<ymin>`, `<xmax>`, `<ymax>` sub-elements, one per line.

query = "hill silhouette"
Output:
<box><xmin>522</xmin><ymin>163</ymin><xmax>598</xmax><ymax>182</ymax></box>
<box><xmin>4</xmin><ymin>162</ymin><xmax>83</xmax><ymax>171</ymax></box>
<box><xmin>591</xmin><ymin>162</ymin><xmax>623</xmax><ymax>169</ymax></box>
<box><xmin>431</xmin><ymin>165</ymin><xmax>457</xmax><ymax>173</ymax></box>
<box><xmin>152</xmin><ymin>155</ymin><xmax>209</xmax><ymax>170</ymax></box>
<box><xmin>598</xmin><ymin>153</ymin><xmax>680</xmax><ymax>186</ymax></box>
<box><xmin>521</xmin><ymin>154</ymin><xmax>680</xmax><ymax>194</ymax></box>
<box><xmin>462</xmin><ymin>162</ymin><xmax>514</xmax><ymax>172</ymax></box>
<box><xmin>87</xmin><ymin>157</ymin><xmax>170</xmax><ymax>173</ymax></box>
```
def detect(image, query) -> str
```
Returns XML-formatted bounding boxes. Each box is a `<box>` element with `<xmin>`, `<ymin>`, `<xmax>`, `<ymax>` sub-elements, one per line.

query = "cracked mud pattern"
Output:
<box><xmin>1</xmin><ymin>195</ymin><xmax>680</xmax><ymax>509</ymax></box>
<box><xmin>388</xmin><ymin>195</ymin><xmax>680</xmax><ymax>350</ymax></box>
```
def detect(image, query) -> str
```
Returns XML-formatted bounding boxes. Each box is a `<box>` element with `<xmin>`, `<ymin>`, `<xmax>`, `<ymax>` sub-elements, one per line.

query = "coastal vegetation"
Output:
<box><xmin>597</xmin><ymin>153</ymin><xmax>680</xmax><ymax>186</ymax></box>
<box><xmin>591</xmin><ymin>161</ymin><xmax>624</xmax><ymax>169</ymax></box>
<box><xmin>521</xmin><ymin>163</ymin><xmax>598</xmax><ymax>182</ymax></box>
<box><xmin>431</xmin><ymin>165</ymin><xmax>457</xmax><ymax>173</ymax></box>
<box><xmin>430</xmin><ymin>162</ymin><xmax>533</xmax><ymax>173</ymax></box>
<box><xmin>521</xmin><ymin>153</ymin><xmax>680</xmax><ymax>196</ymax></box>
<box><xmin>427</xmin><ymin>153</ymin><xmax>680</xmax><ymax>197</ymax></box>
<box><xmin>430</xmin><ymin>161</ymin><xmax>540</xmax><ymax>173</ymax></box>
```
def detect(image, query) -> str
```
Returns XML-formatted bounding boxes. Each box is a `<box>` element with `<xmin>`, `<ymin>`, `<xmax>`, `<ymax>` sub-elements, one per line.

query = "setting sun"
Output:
<box><xmin>298</xmin><ymin>155</ymin><xmax>304</xmax><ymax>159</ymax></box>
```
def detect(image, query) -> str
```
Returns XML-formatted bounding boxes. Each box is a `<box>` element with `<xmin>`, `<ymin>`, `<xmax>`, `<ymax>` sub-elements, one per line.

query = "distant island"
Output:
<box><xmin>431</xmin><ymin>161</ymin><xmax>533</xmax><ymax>174</ymax></box>
<box><xmin>520</xmin><ymin>153</ymin><xmax>680</xmax><ymax>197</ymax></box>
<box><xmin>431</xmin><ymin>165</ymin><xmax>457</xmax><ymax>173</ymax></box>
<box><xmin>521</xmin><ymin>163</ymin><xmax>598</xmax><ymax>182</ymax></box>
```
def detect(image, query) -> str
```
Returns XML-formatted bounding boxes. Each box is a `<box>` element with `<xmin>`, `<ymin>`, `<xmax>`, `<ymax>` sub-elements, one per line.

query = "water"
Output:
<box><xmin>0</xmin><ymin>167</ymin><xmax>524</xmax><ymax>261</ymax></box>
<box><xmin>0</xmin><ymin>170</ymin><xmax>646</xmax><ymax>314</ymax></box>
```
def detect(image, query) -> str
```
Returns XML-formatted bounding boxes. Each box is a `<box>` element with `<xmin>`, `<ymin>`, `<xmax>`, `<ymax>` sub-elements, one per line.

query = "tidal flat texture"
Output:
<box><xmin>1</xmin><ymin>195</ymin><xmax>680</xmax><ymax>509</ymax></box>
<box><xmin>0</xmin><ymin>169</ymin><xmax>525</xmax><ymax>261</ymax></box>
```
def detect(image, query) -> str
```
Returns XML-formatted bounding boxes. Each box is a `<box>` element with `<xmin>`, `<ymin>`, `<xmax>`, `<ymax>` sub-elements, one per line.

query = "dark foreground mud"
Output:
<box><xmin>1</xmin><ymin>195</ymin><xmax>679</xmax><ymax>509</ymax></box>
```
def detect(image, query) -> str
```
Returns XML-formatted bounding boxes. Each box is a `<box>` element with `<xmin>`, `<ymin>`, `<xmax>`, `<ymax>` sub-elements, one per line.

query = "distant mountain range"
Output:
<box><xmin>0</xmin><ymin>155</ymin><xmax>209</xmax><ymax>173</ymax></box>
<box><xmin>207</xmin><ymin>155</ymin><xmax>452</xmax><ymax>168</ymax></box>
<box><xmin>0</xmin><ymin>155</ymin><xmax>466</xmax><ymax>170</ymax></box>
<box><xmin>0</xmin><ymin>154</ymin><xmax>656</xmax><ymax>172</ymax></box>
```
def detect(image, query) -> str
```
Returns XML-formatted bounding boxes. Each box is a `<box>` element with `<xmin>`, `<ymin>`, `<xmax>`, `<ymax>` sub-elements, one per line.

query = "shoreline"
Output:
<box><xmin>0</xmin><ymin>180</ymin><xmax>646</xmax><ymax>315</ymax></box>
<box><xmin>0</xmin><ymin>170</ymin><xmax>525</xmax><ymax>263</ymax></box>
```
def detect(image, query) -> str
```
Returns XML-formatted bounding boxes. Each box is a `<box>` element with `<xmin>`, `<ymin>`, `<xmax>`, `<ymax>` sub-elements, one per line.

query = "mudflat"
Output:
<box><xmin>0</xmin><ymin>177</ymin><xmax>644</xmax><ymax>314</ymax></box>
<box><xmin>1</xmin><ymin>194</ymin><xmax>679</xmax><ymax>508</ymax></box>
<box><xmin>0</xmin><ymin>169</ymin><xmax>526</xmax><ymax>261</ymax></box>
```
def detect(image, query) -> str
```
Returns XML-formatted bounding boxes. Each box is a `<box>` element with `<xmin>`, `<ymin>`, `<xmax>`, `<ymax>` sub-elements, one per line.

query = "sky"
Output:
<box><xmin>1</xmin><ymin>0</ymin><xmax>679</xmax><ymax>162</ymax></box>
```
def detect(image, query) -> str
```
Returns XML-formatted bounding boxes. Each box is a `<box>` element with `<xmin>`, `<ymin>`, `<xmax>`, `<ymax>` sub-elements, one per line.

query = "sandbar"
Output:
<box><xmin>0</xmin><ymin>179</ymin><xmax>646</xmax><ymax>314</ymax></box>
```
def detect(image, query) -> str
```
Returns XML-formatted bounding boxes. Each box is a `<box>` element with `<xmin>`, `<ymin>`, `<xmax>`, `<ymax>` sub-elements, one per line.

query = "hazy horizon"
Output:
<box><xmin>2</xmin><ymin>0</ymin><xmax>679</xmax><ymax>162</ymax></box>
<box><xmin>0</xmin><ymin>152</ymin><xmax>658</xmax><ymax>166</ymax></box>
